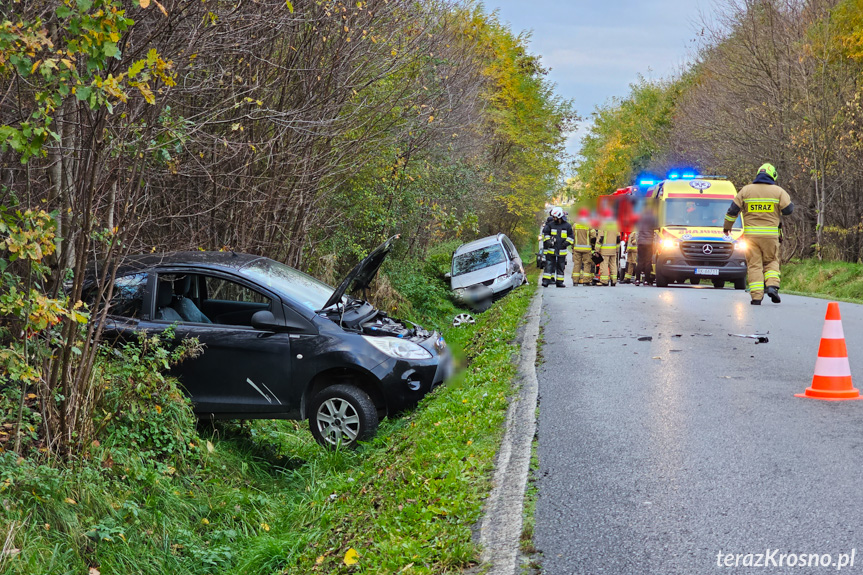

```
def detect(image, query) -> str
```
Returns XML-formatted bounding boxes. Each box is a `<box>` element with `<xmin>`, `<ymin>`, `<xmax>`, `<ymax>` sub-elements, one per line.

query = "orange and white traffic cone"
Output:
<box><xmin>796</xmin><ymin>302</ymin><xmax>862</xmax><ymax>401</ymax></box>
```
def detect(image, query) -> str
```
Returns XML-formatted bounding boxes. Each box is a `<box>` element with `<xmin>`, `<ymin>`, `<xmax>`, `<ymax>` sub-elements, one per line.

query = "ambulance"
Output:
<box><xmin>647</xmin><ymin>173</ymin><xmax>747</xmax><ymax>289</ymax></box>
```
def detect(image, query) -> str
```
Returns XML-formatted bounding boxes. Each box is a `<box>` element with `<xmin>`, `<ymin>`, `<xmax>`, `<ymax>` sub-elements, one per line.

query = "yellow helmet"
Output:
<box><xmin>757</xmin><ymin>163</ymin><xmax>777</xmax><ymax>181</ymax></box>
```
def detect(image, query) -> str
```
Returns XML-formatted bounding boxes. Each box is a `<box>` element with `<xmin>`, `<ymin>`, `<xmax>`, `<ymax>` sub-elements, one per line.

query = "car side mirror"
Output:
<box><xmin>444</xmin><ymin>272</ymin><xmax>452</xmax><ymax>280</ymax></box>
<box><xmin>251</xmin><ymin>310</ymin><xmax>287</xmax><ymax>332</ymax></box>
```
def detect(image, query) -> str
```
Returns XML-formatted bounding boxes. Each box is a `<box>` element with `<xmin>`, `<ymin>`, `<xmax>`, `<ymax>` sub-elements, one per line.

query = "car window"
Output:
<box><xmin>84</xmin><ymin>272</ymin><xmax>147</xmax><ymax>319</ymax></box>
<box><xmin>452</xmin><ymin>245</ymin><xmax>506</xmax><ymax>276</ymax></box>
<box><xmin>502</xmin><ymin>237</ymin><xmax>518</xmax><ymax>260</ymax></box>
<box><xmin>240</xmin><ymin>259</ymin><xmax>338</xmax><ymax>312</ymax></box>
<box><xmin>206</xmin><ymin>277</ymin><xmax>270</xmax><ymax>304</ymax></box>
<box><xmin>154</xmin><ymin>273</ymin><xmax>272</xmax><ymax>327</ymax></box>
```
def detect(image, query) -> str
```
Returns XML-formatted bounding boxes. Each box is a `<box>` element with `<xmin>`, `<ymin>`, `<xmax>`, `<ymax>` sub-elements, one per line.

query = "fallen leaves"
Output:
<box><xmin>344</xmin><ymin>547</ymin><xmax>359</xmax><ymax>565</ymax></box>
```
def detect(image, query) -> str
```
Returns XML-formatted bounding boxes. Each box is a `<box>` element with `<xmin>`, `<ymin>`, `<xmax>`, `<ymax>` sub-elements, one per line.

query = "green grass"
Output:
<box><xmin>781</xmin><ymin>259</ymin><xmax>863</xmax><ymax>304</ymax></box>
<box><xmin>0</xmin><ymin>244</ymin><xmax>538</xmax><ymax>575</ymax></box>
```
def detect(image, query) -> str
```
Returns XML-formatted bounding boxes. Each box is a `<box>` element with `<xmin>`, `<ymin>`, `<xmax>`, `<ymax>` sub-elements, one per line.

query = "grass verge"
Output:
<box><xmin>0</xmin><ymin>243</ymin><xmax>538</xmax><ymax>575</ymax></box>
<box><xmin>781</xmin><ymin>259</ymin><xmax>863</xmax><ymax>304</ymax></box>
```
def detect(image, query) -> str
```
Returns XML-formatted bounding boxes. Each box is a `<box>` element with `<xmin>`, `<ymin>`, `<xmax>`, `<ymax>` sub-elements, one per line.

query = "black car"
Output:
<box><xmin>90</xmin><ymin>237</ymin><xmax>453</xmax><ymax>447</ymax></box>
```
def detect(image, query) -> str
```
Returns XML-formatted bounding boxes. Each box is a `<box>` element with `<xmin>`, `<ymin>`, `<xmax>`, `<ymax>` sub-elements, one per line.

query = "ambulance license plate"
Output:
<box><xmin>695</xmin><ymin>268</ymin><xmax>719</xmax><ymax>276</ymax></box>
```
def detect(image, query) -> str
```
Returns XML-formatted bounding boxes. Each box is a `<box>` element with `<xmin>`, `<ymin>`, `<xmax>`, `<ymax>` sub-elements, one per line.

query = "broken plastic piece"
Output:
<box><xmin>728</xmin><ymin>332</ymin><xmax>769</xmax><ymax>344</ymax></box>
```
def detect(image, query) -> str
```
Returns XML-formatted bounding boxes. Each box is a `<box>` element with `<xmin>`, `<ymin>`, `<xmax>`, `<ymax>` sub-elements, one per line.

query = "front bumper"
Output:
<box><xmin>656</xmin><ymin>253</ymin><xmax>747</xmax><ymax>281</ymax></box>
<box><xmin>372</xmin><ymin>333</ymin><xmax>454</xmax><ymax>415</ymax></box>
<box><xmin>452</xmin><ymin>279</ymin><xmax>519</xmax><ymax>305</ymax></box>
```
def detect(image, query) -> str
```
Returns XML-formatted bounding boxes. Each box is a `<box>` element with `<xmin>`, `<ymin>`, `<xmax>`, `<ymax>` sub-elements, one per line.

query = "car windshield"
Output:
<box><xmin>452</xmin><ymin>244</ymin><xmax>506</xmax><ymax>276</ymax></box>
<box><xmin>664</xmin><ymin>198</ymin><xmax>741</xmax><ymax>228</ymax></box>
<box><xmin>240</xmin><ymin>259</ymin><xmax>340</xmax><ymax>311</ymax></box>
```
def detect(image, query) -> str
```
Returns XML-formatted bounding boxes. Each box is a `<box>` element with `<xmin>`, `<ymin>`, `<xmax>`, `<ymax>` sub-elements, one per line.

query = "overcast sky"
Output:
<box><xmin>484</xmin><ymin>0</ymin><xmax>709</xmax><ymax>159</ymax></box>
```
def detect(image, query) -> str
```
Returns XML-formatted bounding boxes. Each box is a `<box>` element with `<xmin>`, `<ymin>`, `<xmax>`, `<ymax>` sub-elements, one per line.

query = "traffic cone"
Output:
<box><xmin>796</xmin><ymin>302</ymin><xmax>862</xmax><ymax>401</ymax></box>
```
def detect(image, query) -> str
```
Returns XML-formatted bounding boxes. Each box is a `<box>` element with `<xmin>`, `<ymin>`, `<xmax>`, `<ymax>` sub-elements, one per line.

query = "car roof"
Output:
<box><xmin>114</xmin><ymin>251</ymin><xmax>270</xmax><ymax>276</ymax></box>
<box><xmin>454</xmin><ymin>234</ymin><xmax>507</xmax><ymax>255</ymax></box>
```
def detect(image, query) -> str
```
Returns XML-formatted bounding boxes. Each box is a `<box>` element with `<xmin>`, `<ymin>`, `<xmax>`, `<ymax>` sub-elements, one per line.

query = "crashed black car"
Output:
<box><xmin>90</xmin><ymin>236</ymin><xmax>452</xmax><ymax>447</ymax></box>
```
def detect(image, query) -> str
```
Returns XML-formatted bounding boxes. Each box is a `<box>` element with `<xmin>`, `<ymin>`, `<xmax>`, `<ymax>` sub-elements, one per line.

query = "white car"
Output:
<box><xmin>446</xmin><ymin>234</ymin><xmax>525</xmax><ymax>312</ymax></box>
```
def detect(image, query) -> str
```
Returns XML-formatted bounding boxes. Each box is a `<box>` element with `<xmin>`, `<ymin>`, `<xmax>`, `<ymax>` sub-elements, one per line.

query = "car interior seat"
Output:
<box><xmin>172</xmin><ymin>275</ymin><xmax>211</xmax><ymax>323</ymax></box>
<box><xmin>155</xmin><ymin>279</ymin><xmax>183</xmax><ymax>322</ymax></box>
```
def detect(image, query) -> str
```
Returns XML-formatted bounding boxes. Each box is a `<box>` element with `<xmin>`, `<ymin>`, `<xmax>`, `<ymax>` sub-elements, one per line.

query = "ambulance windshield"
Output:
<box><xmin>664</xmin><ymin>198</ymin><xmax>741</xmax><ymax>228</ymax></box>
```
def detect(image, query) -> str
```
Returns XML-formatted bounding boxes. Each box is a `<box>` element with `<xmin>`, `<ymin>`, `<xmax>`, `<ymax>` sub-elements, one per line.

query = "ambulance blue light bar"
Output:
<box><xmin>639</xmin><ymin>179</ymin><xmax>655</xmax><ymax>186</ymax></box>
<box><xmin>667</xmin><ymin>171</ymin><xmax>680</xmax><ymax>180</ymax></box>
<box><xmin>681</xmin><ymin>172</ymin><xmax>697</xmax><ymax>179</ymax></box>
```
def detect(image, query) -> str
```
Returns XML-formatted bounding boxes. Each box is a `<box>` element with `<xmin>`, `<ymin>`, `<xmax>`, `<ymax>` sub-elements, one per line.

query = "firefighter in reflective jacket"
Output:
<box><xmin>624</xmin><ymin>230</ymin><xmax>638</xmax><ymax>283</ymax></box>
<box><xmin>597</xmin><ymin>210</ymin><xmax>620</xmax><ymax>286</ymax></box>
<box><xmin>723</xmin><ymin>163</ymin><xmax>793</xmax><ymax>305</ymax></box>
<box><xmin>570</xmin><ymin>208</ymin><xmax>594</xmax><ymax>286</ymax></box>
<box><xmin>542</xmin><ymin>207</ymin><xmax>574</xmax><ymax>288</ymax></box>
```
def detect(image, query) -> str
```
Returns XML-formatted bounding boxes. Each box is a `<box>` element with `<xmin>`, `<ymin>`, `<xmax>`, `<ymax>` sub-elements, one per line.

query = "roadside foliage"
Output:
<box><xmin>0</xmin><ymin>0</ymin><xmax>571</xmax><ymax>457</ymax></box>
<box><xmin>574</xmin><ymin>0</ymin><xmax>863</xmax><ymax>263</ymax></box>
<box><xmin>0</xmin><ymin>0</ymin><xmax>564</xmax><ymax>572</ymax></box>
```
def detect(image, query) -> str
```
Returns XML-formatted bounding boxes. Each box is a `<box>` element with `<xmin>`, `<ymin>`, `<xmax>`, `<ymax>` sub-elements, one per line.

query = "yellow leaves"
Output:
<box><xmin>64</xmin><ymin>497</ymin><xmax>77</xmax><ymax>505</ymax></box>
<box><xmin>260</xmin><ymin>523</ymin><xmax>270</xmax><ymax>532</ymax></box>
<box><xmin>316</xmin><ymin>555</ymin><xmax>325</xmax><ymax>565</ymax></box>
<box><xmin>343</xmin><ymin>548</ymin><xmax>359</xmax><ymax>565</ymax></box>
<box><xmin>206</xmin><ymin>440</ymin><xmax>214</xmax><ymax>453</ymax></box>
<box><xmin>136</xmin><ymin>82</ymin><xmax>155</xmax><ymax>104</ymax></box>
<box><xmin>138</xmin><ymin>0</ymin><xmax>151</xmax><ymax>7</ymax></box>
<box><xmin>428</xmin><ymin>115</ymin><xmax>434</xmax><ymax>123</ymax></box>
<box><xmin>201</xmin><ymin>518</ymin><xmax>209</xmax><ymax>525</ymax></box>
<box><xmin>154</xmin><ymin>405</ymin><xmax>162</xmax><ymax>414</ymax></box>
<box><xmin>286</xmin><ymin>0</ymin><xmax>294</xmax><ymax>12</ymax></box>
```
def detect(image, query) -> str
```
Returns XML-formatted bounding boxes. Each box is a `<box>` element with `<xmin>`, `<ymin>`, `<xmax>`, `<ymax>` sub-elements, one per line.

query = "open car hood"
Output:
<box><xmin>321</xmin><ymin>235</ymin><xmax>399</xmax><ymax>310</ymax></box>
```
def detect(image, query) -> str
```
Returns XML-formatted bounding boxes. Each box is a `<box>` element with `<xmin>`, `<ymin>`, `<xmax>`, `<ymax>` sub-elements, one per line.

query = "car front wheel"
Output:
<box><xmin>309</xmin><ymin>384</ymin><xmax>379</xmax><ymax>448</ymax></box>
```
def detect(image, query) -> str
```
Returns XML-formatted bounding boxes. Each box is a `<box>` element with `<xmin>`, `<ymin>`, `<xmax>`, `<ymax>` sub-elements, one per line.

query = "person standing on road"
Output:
<box><xmin>635</xmin><ymin>200</ymin><xmax>657</xmax><ymax>286</ymax></box>
<box><xmin>542</xmin><ymin>207</ymin><xmax>574</xmax><ymax>288</ymax></box>
<box><xmin>597</xmin><ymin>210</ymin><xmax>620</xmax><ymax>286</ymax></box>
<box><xmin>723</xmin><ymin>163</ymin><xmax>793</xmax><ymax>305</ymax></box>
<box><xmin>624</xmin><ymin>230</ymin><xmax>638</xmax><ymax>283</ymax></box>
<box><xmin>571</xmin><ymin>208</ymin><xmax>594</xmax><ymax>286</ymax></box>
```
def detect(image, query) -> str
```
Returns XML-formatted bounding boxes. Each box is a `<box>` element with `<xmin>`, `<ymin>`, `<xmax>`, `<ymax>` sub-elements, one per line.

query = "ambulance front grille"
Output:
<box><xmin>680</xmin><ymin>241</ymin><xmax>733</xmax><ymax>261</ymax></box>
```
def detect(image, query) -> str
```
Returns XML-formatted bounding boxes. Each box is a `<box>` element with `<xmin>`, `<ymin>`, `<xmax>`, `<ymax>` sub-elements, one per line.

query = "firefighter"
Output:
<box><xmin>597</xmin><ymin>210</ymin><xmax>620</xmax><ymax>286</ymax></box>
<box><xmin>570</xmin><ymin>208</ymin><xmax>594</xmax><ymax>286</ymax></box>
<box><xmin>723</xmin><ymin>163</ymin><xmax>793</xmax><ymax>305</ymax></box>
<box><xmin>624</xmin><ymin>230</ymin><xmax>638</xmax><ymax>283</ymax></box>
<box><xmin>542</xmin><ymin>207</ymin><xmax>574</xmax><ymax>288</ymax></box>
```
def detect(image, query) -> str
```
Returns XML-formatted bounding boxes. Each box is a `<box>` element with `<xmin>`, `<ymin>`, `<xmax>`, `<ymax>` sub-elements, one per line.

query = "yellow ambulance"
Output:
<box><xmin>649</xmin><ymin>175</ymin><xmax>747</xmax><ymax>289</ymax></box>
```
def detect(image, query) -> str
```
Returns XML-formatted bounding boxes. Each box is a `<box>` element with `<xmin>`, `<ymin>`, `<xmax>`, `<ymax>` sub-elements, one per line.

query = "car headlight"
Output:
<box><xmin>454</xmin><ymin>287</ymin><xmax>465</xmax><ymax>294</ymax></box>
<box><xmin>494</xmin><ymin>274</ymin><xmax>508</xmax><ymax>283</ymax></box>
<box><xmin>735</xmin><ymin>239</ymin><xmax>748</xmax><ymax>251</ymax></box>
<box><xmin>661</xmin><ymin>238</ymin><xmax>679</xmax><ymax>250</ymax></box>
<box><xmin>362</xmin><ymin>336</ymin><xmax>433</xmax><ymax>360</ymax></box>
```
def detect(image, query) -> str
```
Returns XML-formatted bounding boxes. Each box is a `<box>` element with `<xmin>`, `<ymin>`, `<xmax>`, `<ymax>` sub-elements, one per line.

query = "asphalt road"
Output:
<box><xmin>534</xmin><ymin>271</ymin><xmax>863</xmax><ymax>574</ymax></box>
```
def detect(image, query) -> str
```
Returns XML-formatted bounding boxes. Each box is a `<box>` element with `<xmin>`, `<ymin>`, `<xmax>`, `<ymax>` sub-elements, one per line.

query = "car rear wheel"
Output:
<box><xmin>712</xmin><ymin>279</ymin><xmax>725</xmax><ymax>289</ymax></box>
<box><xmin>309</xmin><ymin>384</ymin><xmax>378</xmax><ymax>448</ymax></box>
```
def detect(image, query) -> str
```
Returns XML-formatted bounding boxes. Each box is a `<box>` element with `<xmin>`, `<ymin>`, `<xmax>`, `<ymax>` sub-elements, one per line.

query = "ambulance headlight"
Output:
<box><xmin>661</xmin><ymin>239</ymin><xmax>678</xmax><ymax>251</ymax></box>
<box><xmin>735</xmin><ymin>239</ymin><xmax>748</xmax><ymax>251</ymax></box>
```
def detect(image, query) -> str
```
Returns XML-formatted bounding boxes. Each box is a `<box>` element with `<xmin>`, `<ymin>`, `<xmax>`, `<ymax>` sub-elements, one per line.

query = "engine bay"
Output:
<box><xmin>320</xmin><ymin>300</ymin><xmax>430</xmax><ymax>341</ymax></box>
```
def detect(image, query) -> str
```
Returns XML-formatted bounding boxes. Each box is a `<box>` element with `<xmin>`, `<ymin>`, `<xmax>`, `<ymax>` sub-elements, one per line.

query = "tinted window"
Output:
<box><xmin>452</xmin><ymin>245</ymin><xmax>506</xmax><ymax>276</ymax></box>
<box><xmin>106</xmin><ymin>273</ymin><xmax>147</xmax><ymax>318</ymax></box>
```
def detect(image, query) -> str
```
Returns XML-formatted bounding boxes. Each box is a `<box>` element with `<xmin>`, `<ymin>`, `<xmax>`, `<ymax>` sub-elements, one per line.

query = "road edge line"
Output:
<box><xmin>478</xmin><ymin>286</ymin><xmax>542</xmax><ymax>575</ymax></box>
